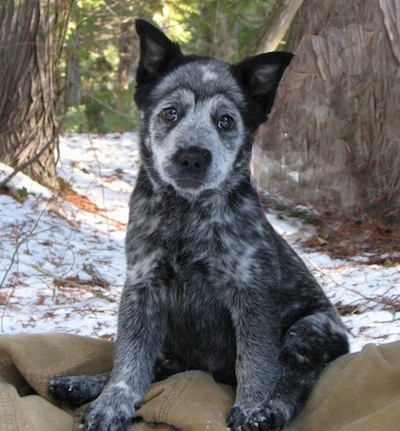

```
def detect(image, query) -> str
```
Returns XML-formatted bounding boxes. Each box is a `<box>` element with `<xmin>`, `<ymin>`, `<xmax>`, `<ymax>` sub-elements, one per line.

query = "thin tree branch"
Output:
<box><xmin>0</xmin><ymin>133</ymin><xmax>59</xmax><ymax>189</ymax></box>
<box><xmin>80</xmin><ymin>87</ymin><xmax>134</xmax><ymax>119</ymax></box>
<box><xmin>0</xmin><ymin>103</ymin><xmax>69</xmax><ymax>190</ymax></box>
<box><xmin>248</xmin><ymin>0</ymin><xmax>304</xmax><ymax>54</ymax></box>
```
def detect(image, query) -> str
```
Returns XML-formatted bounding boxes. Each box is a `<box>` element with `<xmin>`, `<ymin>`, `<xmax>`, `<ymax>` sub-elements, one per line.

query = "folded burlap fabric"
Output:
<box><xmin>1</xmin><ymin>333</ymin><xmax>400</xmax><ymax>431</ymax></box>
<box><xmin>0</xmin><ymin>333</ymin><xmax>114</xmax><ymax>431</ymax></box>
<box><xmin>288</xmin><ymin>341</ymin><xmax>400</xmax><ymax>431</ymax></box>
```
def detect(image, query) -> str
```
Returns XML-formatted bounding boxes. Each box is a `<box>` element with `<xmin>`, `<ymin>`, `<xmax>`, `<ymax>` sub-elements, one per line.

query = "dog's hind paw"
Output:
<box><xmin>49</xmin><ymin>374</ymin><xmax>108</xmax><ymax>408</ymax></box>
<box><xmin>82</xmin><ymin>385</ymin><xmax>140</xmax><ymax>431</ymax></box>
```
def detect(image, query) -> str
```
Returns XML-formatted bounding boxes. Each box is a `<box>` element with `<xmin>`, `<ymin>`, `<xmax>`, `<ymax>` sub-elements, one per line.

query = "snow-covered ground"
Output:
<box><xmin>0</xmin><ymin>133</ymin><xmax>399</xmax><ymax>353</ymax></box>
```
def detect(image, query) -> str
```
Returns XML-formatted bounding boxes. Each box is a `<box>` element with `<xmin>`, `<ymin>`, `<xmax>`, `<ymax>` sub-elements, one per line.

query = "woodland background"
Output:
<box><xmin>0</xmin><ymin>0</ymin><xmax>399</xmax><ymax>256</ymax></box>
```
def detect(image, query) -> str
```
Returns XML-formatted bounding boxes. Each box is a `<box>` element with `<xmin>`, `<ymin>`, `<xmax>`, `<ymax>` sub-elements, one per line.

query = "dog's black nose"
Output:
<box><xmin>173</xmin><ymin>147</ymin><xmax>212</xmax><ymax>176</ymax></box>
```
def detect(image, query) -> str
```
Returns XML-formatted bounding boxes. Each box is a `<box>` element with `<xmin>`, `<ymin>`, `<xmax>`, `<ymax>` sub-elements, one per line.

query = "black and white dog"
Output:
<box><xmin>50</xmin><ymin>20</ymin><xmax>349</xmax><ymax>431</ymax></box>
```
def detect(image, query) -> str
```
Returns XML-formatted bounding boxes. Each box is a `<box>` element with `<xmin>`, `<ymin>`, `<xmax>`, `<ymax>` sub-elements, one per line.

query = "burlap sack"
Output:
<box><xmin>1</xmin><ymin>333</ymin><xmax>400</xmax><ymax>431</ymax></box>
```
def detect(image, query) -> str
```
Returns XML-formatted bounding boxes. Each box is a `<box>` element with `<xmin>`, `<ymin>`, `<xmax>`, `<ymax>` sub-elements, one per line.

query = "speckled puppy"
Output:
<box><xmin>50</xmin><ymin>19</ymin><xmax>349</xmax><ymax>431</ymax></box>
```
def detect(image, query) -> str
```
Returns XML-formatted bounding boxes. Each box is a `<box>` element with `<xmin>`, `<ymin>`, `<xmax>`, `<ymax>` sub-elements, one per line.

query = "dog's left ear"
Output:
<box><xmin>233</xmin><ymin>52</ymin><xmax>293</xmax><ymax>116</ymax></box>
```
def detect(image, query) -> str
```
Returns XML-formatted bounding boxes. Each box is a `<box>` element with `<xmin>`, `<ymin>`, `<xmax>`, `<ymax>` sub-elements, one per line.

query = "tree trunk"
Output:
<box><xmin>0</xmin><ymin>0</ymin><xmax>70</xmax><ymax>189</ymax></box>
<box><xmin>253</xmin><ymin>0</ymin><xmax>400</xmax><ymax>220</ymax></box>
<box><xmin>117</xmin><ymin>20</ymin><xmax>136</xmax><ymax>89</ymax></box>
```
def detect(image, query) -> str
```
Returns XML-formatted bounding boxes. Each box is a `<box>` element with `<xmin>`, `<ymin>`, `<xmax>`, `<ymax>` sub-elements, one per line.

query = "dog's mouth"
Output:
<box><xmin>174</xmin><ymin>177</ymin><xmax>205</xmax><ymax>190</ymax></box>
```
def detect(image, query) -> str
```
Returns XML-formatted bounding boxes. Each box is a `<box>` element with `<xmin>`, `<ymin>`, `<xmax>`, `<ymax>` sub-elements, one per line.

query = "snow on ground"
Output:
<box><xmin>0</xmin><ymin>133</ymin><xmax>399</xmax><ymax>352</ymax></box>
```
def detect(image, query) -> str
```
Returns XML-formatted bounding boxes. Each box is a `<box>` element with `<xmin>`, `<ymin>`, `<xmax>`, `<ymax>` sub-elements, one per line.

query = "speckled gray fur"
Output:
<box><xmin>50</xmin><ymin>19</ymin><xmax>349</xmax><ymax>431</ymax></box>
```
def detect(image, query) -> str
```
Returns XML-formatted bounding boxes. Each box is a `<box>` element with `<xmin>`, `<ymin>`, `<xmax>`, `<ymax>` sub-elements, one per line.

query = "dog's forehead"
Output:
<box><xmin>152</xmin><ymin>59</ymin><xmax>245</xmax><ymax>107</ymax></box>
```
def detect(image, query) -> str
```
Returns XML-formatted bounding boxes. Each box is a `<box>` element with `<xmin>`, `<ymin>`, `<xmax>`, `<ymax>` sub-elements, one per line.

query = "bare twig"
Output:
<box><xmin>304</xmin><ymin>254</ymin><xmax>399</xmax><ymax>310</ymax></box>
<box><xmin>0</xmin><ymin>209</ymin><xmax>48</xmax><ymax>331</ymax></box>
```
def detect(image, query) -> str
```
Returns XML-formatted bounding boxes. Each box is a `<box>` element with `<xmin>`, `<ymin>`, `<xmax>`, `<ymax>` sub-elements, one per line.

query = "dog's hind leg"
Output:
<box><xmin>49</xmin><ymin>372</ymin><xmax>109</xmax><ymax>408</ymax></box>
<box><xmin>244</xmin><ymin>312</ymin><xmax>349</xmax><ymax>431</ymax></box>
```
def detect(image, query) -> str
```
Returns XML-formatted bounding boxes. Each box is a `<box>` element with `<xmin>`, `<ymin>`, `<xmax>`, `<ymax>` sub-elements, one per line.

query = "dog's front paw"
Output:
<box><xmin>244</xmin><ymin>400</ymin><xmax>291</xmax><ymax>431</ymax></box>
<box><xmin>227</xmin><ymin>401</ymin><xmax>291</xmax><ymax>431</ymax></box>
<box><xmin>82</xmin><ymin>385</ymin><xmax>140</xmax><ymax>431</ymax></box>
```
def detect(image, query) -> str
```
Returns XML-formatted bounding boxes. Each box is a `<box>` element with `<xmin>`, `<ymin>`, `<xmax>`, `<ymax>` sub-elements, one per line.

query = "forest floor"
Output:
<box><xmin>0</xmin><ymin>133</ymin><xmax>399</xmax><ymax>353</ymax></box>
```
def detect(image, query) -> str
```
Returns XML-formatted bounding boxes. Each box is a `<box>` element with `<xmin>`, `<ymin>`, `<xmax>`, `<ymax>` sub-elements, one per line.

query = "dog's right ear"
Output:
<box><xmin>135</xmin><ymin>20</ymin><xmax>183</xmax><ymax>87</ymax></box>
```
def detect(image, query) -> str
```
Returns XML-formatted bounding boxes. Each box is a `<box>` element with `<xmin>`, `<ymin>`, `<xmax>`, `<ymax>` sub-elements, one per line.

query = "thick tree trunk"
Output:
<box><xmin>0</xmin><ymin>0</ymin><xmax>70</xmax><ymax>188</ymax></box>
<box><xmin>253</xmin><ymin>0</ymin><xmax>400</xmax><ymax>219</ymax></box>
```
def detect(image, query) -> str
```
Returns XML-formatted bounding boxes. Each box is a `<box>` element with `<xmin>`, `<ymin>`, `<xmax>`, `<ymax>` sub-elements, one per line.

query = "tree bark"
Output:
<box><xmin>253</xmin><ymin>0</ymin><xmax>400</xmax><ymax>219</ymax></box>
<box><xmin>0</xmin><ymin>0</ymin><xmax>70</xmax><ymax>188</ymax></box>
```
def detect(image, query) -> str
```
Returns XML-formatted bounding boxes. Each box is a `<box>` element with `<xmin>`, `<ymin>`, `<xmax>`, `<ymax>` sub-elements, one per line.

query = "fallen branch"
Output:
<box><xmin>31</xmin><ymin>264</ymin><xmax>115</xmax><ymax>303</ymax></box>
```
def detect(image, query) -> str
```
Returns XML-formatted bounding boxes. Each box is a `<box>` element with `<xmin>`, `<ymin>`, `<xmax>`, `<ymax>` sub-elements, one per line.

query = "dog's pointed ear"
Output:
<box><xmin>135</xmin><ymin>19</ymin><xmax>183</xmax><ymax>86</ymax></box>
<box><xmin>233</xmin><ymin>52</ymin><xmax>293</xmax><ymax>116</ymax></box>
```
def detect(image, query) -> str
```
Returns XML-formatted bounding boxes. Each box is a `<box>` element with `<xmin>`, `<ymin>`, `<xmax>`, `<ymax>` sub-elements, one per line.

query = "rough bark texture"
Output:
<box><xmin>253</xmin><ymin>0</ymin><xmax>400</xmax><ymax>218</ymax></box>
<box><xmin>0</xmin><ymin>1</ymin><xmax>70</xmax><ymax>188</ymax></box>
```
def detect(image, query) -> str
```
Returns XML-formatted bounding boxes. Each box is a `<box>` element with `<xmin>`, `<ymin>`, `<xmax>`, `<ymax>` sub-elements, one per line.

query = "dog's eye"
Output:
<box><xmin>217</xmin><ymin>115</ymin><xmax>234</xmax><ymax>130</ymax></box>
<box><xmin>162</xmin><ymin>107</ymin><xmax>178</xmax><ymax>123</ymax></box>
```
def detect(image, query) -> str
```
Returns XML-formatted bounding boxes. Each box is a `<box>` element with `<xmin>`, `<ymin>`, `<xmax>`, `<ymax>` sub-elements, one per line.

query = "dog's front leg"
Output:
<box><xmin>225</xmin><ymin>292</ymin><xmax>281</xmax><ymax>431</ymax></box>
<box><xmin>82</xmin><ymin>277</ymin><xmax>167</xmax><ymax>431</ymax></box>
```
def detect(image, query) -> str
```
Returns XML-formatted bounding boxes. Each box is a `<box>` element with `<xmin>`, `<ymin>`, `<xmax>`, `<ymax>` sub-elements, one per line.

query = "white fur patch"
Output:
<box><xmin>200</xmin><ymin>65</ymin><xmax>220</xmax><ymax>82</ymax></box>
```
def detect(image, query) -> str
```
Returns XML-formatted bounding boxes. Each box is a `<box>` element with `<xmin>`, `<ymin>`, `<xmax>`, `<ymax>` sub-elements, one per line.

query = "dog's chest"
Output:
<box><xmin>127</xmin><ymin>187</ymin><xmax>271</xmax><ymax>296</ymax></box>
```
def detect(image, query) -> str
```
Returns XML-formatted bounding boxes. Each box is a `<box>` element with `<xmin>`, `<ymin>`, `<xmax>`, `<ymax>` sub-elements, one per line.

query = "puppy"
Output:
<box><xmin>50</xmin><ymin>20</ymin><xmax>349</xmax><ymax>431</ymax></box>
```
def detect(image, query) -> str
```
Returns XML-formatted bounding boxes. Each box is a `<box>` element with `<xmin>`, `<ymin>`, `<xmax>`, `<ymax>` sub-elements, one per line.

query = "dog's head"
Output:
<box><xmin>134</xmin><ymin>20</ymin><xmax>292</xmax><ymax>198</ymax></box>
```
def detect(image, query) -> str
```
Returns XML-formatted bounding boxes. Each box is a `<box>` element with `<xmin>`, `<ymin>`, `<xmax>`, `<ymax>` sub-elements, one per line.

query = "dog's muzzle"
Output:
<box><xmin>172</xmin><ymin>146</ymin><xmax>212</xmax><ymax>189</ymax></box>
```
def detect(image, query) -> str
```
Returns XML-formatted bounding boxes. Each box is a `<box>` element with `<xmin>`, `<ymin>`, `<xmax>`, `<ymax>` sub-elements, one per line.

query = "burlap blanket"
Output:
<box><xmin>1</xmin><ymin>333</ymin><xmax>400</xmax><ymax>431</ymax></box>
